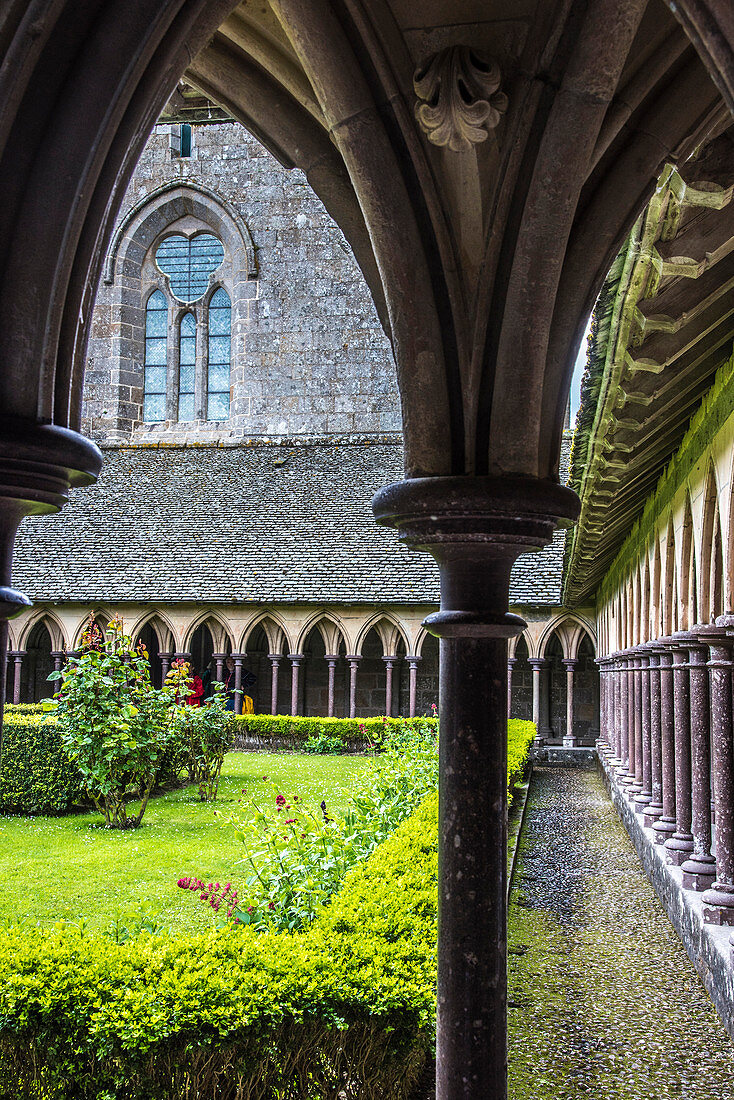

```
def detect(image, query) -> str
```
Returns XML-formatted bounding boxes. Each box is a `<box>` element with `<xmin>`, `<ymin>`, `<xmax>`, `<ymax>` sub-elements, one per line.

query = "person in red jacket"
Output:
<box><xmin>186</xmin><ymin>673</ymin><xmax>204</xmax><ymax>707</ymax></box>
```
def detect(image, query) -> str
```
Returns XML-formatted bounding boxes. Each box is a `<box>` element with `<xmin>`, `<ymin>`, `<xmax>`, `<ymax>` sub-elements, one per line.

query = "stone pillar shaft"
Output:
<box><xmin>644</xmin><ymin>649</ymin><xmax>664</xmax><ymax>825</ymax></box>
<box><xmin>562</xmin><ymin>658</ymin><xmax>578</xmax><ymax>747</ymax></box>
<box><xmin>407</xmin><ymin>656</ymin><xmax>420</xmax><ymax>718</ymax></box>
<box><xmin>383</xmin><ymin>655</ymin><xmax>396</xmax><ymax>718</ymax></box>
<box><xmin>652</xmin><ymin>647</ymin><xmax>676</xmax><ymax>841</ymax></box>
<box><xmin>289</xmin><ymin>654</ymin><xmax>303</xmax><ymax>717</ymax></box>
<box><xmin>232</xmin><ymin>654</ymin><xmax>244</xmax><ymax>716</ymax></box>
<box><xmin>346</xmin><ymin>656</ymin><xmax>360</xmax><ymax>720</ymax></box>
<box><xmin>701</xmin><ymin>628</ymin><xmax>734</xmax><ymax>923</ymax></box>
<box><xmin>11</xmin><ymin>651</ymin><xmax>23</xmax><ymax>705</ymax></box>
<box><xmin>325</xmin><ymin>656</ymin><xmax>338</xmax><ymax>718</ymax></box>
<box><xmin>268</xmin><ymin>655</ymin><xmax>281</xmax><ymax>715</ymax></box>
<box><xmin>681</xmin><ymin>638</ymin><xmax>715</xmax><ymax>890</ymax></box>
<box><xmin>665</xmin><ymin>640</ymin><xmax>694</xmax><ymax>864</ymax></box>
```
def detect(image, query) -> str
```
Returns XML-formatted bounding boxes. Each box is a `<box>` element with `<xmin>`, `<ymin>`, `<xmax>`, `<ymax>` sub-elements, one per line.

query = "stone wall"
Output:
<box><xmin>83</xmin><ymin>121</ymin><xmax>399</xmax><ymax>444</ymax></box>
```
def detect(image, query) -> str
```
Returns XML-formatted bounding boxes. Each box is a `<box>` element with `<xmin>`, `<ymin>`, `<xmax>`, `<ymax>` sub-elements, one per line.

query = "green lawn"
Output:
<box><xmin>0</xmin><ymin>752</ymin><xmax>367</xmax><ymax>937</ymax></box>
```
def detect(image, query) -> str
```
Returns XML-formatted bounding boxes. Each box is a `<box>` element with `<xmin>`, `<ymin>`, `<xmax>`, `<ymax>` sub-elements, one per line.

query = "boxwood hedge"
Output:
<box><xmin>0</xmin><ymin>712</ymin><xmax>83</xmax><ymax>814</ymax></box>
<box><xmin>233</xmin><ymin>713</ymin><xmax>438</xmax><ymax>751</ymax></box>
<box><xmin>0</xmin><ymin>792</ymin><xmax>440</xmax><ymax>1100</ymax></box>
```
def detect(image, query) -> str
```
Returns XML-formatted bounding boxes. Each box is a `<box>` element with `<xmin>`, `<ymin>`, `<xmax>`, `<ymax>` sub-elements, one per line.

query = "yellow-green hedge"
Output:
<box><xmin>0</xmin><ymin>793</ymin><xmax>439</xmax><ymax>1100</ymax></box>
<box><xmin>0</xmin><ymin>713</ymin><xmax>83</xmax><ymax>814</ymax></box>
<box><xmin>234</xmin><ymin>713</ymin><xmax>437</xmax><ymax>750</ymax></box>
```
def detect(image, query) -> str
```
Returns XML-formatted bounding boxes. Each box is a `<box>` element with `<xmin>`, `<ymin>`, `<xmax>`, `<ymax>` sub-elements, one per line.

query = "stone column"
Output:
<box><xmin>210</xmin><ymin>652</ymin><xmax>226</xmax><ymax>685</ymax></box>
<box><xmin>325</xmin><ymin>654</ymin><xmax>339</xmax><ymax>718</ymax></box>
<box><xmin>50</xmin><ymin>651</ymin><xmax>65</xmax><ymax>674</ymax></box>
<box><xmin>643</xmin><ymin>645</ymin><xmax>664</xmax><ymax>826</ymax></box>
<box><xmin>159</xmin><ymin>652</ymin><xmax>173</xmax><ymax>680</ymax></box>
<box><xmin>373</xmin><ymin>474</ymin><xmax>578</xmax><ymax>1100</ymax></box>
<box><xmin>700</xmin><ymin>624</ymin><xmax>734</xmax><ymax>924</ymax></box>
<box><xmin>231</xmin><ymin>653</ymin><xmax>245</xmax><ymax>716</ymax></box>
<box><xmin>528</xmin><ymin>657</ymin><xmax>546</xmax><ymax>733</ymax></box>
<box><xmin>652</xmin><ymin>644</ymin><xmax>677</xmax><ymax>842</ymax></box>
<box><xmin>268</xmin><ymin>654</ymin><xmax>281</xmax><ymax>715</ymax></box>
<box><xmin>9</xmin><ymin>650</ymin><xmax>24</xmax><ymax>704</ymax></box>
<box><xmin>288</xmin><ymin>653</ymin><xmax>304</xmax><ymax>717</ymax></box>
<box><xmin>634</xmin><ymin>648</ymin><xmax>652</xmax><ymax>809</ymax></box>
<box><xmin>618</xmin><ymin>651</ymin><xmax>633</xmax><ymax>782</ymax></box>
<box><xmin>0</xmin><ymin>422</ymin><xmax>101</xmax><ymax>757</ymax></box>
<box><xmin>664</xmin><ymin>636</ymin><xmax>695</xmax><ymax>865</ymax></box>
<box><xmin>680</xmin><ymin>632</ymin><xmax>716</xmax><ymax>890</ymax></box>
<box><xmin>346</xmin><ymin>655</ymin><xmax>361</xmax><ymax>719</ymax></box>
<box><xmin>628</xmin><ymin>650</ymin><xmax>643</xmax><ymax>795</ymax></box>
<box><xmin>596</xmin><ymin>657</ymin><xmax>608</xmax><ymax>754</ymax></box>
<box><xmin>610</xmin><ymin>654</ymin><xmax>622</xmax><ymax>765</ymax></box>
<box><xmin>406</xmin><ymin>655</ymin><xmax>421</xmax><ymax>718</ymax></box>
<box><xmin>506</xmin><ymin>656</ymin><xmax>517</xmax><ymax>717</ymax></box>
<box><xmin>562</xmin><ymin>657</ymin><xmax>578</xmax><ymax>747</ymax></box>
<box><xmin>383</xmin><ymin>655</ymin><xmax>397</xmax><ymax>717</ymax></box>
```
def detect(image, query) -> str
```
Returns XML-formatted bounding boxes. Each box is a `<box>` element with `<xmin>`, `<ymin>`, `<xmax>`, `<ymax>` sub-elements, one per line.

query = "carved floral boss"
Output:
<box><xmin>414</xmin><ymin>46</ymin><xmax>507</xmax><ymax>152</ymax></box>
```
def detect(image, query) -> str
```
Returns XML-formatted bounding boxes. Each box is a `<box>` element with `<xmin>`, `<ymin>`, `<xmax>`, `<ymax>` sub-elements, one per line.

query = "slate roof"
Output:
<box><xmin>13</xmin><ymin>438</ymin><xmax>571</xmax><ymax>606</ymax></box>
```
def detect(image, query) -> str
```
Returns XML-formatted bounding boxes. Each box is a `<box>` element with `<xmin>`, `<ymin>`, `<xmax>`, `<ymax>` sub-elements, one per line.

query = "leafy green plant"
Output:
<box><xmin>176</xmin><ymin>684</ymin><xmax>234</xmax><ymax>801</ymax></box>
<box><xmin>302</xmin><ymin>726</ymin><xmax>347</xmax><ymax>754</ymax></box>
<box><xmin>48</xmin><ymin>618</ymin><xmax>187</xmax><ymax>829</ymax></box>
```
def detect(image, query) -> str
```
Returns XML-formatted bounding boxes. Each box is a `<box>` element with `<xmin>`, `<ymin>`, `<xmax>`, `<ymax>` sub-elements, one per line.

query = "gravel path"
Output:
<box><xmin>508</xmin><ymin>764</ymin><xmax>734</xmax><ymax>1100</ymax></box>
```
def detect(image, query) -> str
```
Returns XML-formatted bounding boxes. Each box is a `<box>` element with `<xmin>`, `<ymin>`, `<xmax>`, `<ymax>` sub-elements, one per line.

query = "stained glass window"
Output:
<box><xmin>178</xmin><ymin>312</ymin><xmax>196</xmax><ymax>421</ymax></box>
<box><xmin>155</xmin><ymin>233</ymin><xmax>224</xmax><ymax>302</ymax></box>
<box><xmin>207</xmin><ymin>288</ymin><xmax>231</xmax><ymax>420</ymax></box>
<box><xmin>144</xmin><ymin>291</ymin><xmax>167</xmax><ymax>422</ymax></box>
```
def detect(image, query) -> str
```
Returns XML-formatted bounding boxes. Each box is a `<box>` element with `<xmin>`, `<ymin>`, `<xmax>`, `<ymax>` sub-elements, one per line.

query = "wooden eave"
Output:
<box><xmin>564</xmin><ymin>126</ymin><xmax>734</xmax><ymax>605</ymax></box>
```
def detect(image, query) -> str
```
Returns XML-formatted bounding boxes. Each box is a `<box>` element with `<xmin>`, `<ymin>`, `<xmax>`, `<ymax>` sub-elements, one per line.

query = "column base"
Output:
<box><xmin>633</xmin><ymin>790</ymin><xmax>652</xmax><ymax>811</ymax></box>
<box><xmin>664</xmin><ymin>834</ymin><xmax>695</xmax><ymax>866</ymax></box>
<box><xmin>702</xmin><ymin>883</ymin><xmax>734</xmax><ymax>926</ymax></box>
<box><xmin>652</xmin><ymin>816</ymin><xmax>676</xmax><ymax>842</ymax></box>
<box><xmin>681</xmin><ymin>854</ymin><xmax>716</xmax><ymax>892</ymax></box>
<box><xmin>562</xmin><ymin>735</ymin><xmax>578</xmax><ymax>748</ymax></box>
<box><xmin>642</xmin><ymin>802</ymin><xmax>664</xmax><ymax>828</ymax></box>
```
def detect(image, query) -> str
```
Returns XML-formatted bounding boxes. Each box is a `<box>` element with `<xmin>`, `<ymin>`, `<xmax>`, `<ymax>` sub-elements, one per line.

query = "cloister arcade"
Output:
<box><xmin>4</xmin><ymin>605</ymin><xmax>444</xmax><ymax>720</ymax></box>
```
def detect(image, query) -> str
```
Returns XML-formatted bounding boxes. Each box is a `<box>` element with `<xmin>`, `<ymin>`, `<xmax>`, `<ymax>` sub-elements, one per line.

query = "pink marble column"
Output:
<box><xmin>383</xmin><ymin>655</ymin><xmax>397</xmax><ymax>717</ymax></box>
<box><xmin>699</xmin><ymin>623</ymin><xmax>734</xmax><ymax>924</ymax></box>
<box><xmin>680</xmin><ymin>632</ymin><xmax>715</xmax><ymax>890</ymax></box>
<box><xmin>289</xmin><ymin>653</ymin><xmax>303</xmax><ymax>717</ymax></box>
<box><xmin>643</xmin><ymin>645</ymin><xmax>664</xmax><ymax>826</ymax></box>
<box><xmin>231</xmin><ymin>653</ymin><xmax>245</xmax><ymax>716</ymax></box>
<box><xmin>634</xmin><ymin>648</ymin><xmax>652</xmax><ymax>810</ymax></box>
<box><xmin>325</xmin><ymin>654</ymin><xmax>339</xmax><ymax>717</ymax></box>
<box><xmin>159</xmin><ymin>652</ymin><xmax>173</xmax><ymax>680</ymax></box>
<box><xmin>268</xmin><ymin>654</ymin><xmax>281</xmax><ymax>715</ymax></box>
<box><xmin>652</xmin><ymin>643</ymin><xmax>677</xmax><ymax>842</ymax></box>
<box><xmin>528</xmin><ymin>657</ymin><xmax>546</xmax><ymax>732</ymax></box>
<box><xmin>346</xmin><ymin>655</ymin><xmax>361</xmax><ymax>719</ymax></box>
<box><xmin>664</xmin><ymin>635</ymin><xmax>695</xmax><ymax>865</ymax></box>
<box><xmin>407</xmin><ymin>655</ymin><xmax>421</xmax><ymax>718</ymax></box>
<box><xmin>562</xmin><ymin>658</ymin><xmax>578</xmax><ymax>747</ymax></box>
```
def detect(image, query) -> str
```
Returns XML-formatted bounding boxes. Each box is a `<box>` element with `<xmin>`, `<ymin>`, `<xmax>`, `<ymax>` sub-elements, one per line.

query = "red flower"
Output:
<box><xmin>275</xmin><ymin>794</ymin><xmax>286</xmax><ymax>806</ymax></box>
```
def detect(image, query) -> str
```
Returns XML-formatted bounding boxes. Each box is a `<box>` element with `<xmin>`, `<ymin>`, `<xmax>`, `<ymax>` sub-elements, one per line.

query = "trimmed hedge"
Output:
<box><xmin>0</xmin><ymin>792</ymin><xmax>439</xmax><ymax>1100</ymax></box>
<box><xmin>233</xmin><ymin>713</ymin><xmax>438</xmax><ymax>751</ymax></box>
<box><xmin>507</xmin><ymin>720</ymin><xmax>536</xmax><ymax>799</ymax></box>
<box><xmin>0</xmin><ymin>713</ymin><xmax>83</xmax><ymax>814</ymax></box>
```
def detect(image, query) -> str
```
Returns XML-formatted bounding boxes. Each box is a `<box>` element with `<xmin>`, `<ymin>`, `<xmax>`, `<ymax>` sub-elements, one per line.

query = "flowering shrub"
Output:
<box><xmin>176</xmin><ymin>683</ymin><xmax>234</xmax><ymax>801</ymax></box>
<box><xmin>48</xmin><ymin>618</ymin><xmax>188</xmax><ymax>829</ymax></box>
<box><xmin>182</xmin><ymin>719</ymin><xmax>439</xmax><ymax>931</ymax></box>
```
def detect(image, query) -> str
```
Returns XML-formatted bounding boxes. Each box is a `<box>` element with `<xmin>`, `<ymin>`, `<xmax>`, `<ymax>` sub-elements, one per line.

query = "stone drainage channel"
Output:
<box><xmin>508</xmin><ymin>762</ymin><xmax>734</xmax><ymax>1099</ymax></box>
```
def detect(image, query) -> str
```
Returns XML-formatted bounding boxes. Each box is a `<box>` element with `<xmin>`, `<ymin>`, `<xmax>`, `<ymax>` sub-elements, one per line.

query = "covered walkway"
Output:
<box><xmin>509</xmin><ymin>765</ymin><xmax>734</xmax><ymax>1099</ymax></box>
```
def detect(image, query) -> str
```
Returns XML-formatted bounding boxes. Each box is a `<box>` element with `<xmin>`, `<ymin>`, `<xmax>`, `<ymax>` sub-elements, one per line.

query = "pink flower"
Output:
<box><xmin>275</xmin><ymin>794</ymin><xmax>286</xmax><ymax>806</ymax></box>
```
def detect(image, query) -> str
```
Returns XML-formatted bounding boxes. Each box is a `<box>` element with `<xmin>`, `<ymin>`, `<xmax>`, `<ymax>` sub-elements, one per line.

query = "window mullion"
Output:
<box><xmin>196</xmin><ymin>305</ymin><xmax>208</xmax><ymax>422</ymax></box>
<box><xmin>167</xmin><ymin>300</ymin><xmax>177</xmax><ymax>422</ymax></box>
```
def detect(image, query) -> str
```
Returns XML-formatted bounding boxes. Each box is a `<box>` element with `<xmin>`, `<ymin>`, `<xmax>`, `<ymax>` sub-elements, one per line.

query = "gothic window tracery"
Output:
<box><xmin>144</xmin><ymin>290</ymin><xmax>168</xmax><ymax>423</ymax></box>
<box><xmin>141</xmin><ymin>230</ymin><xmax>232</xmax><ymax>425</ymax></box>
